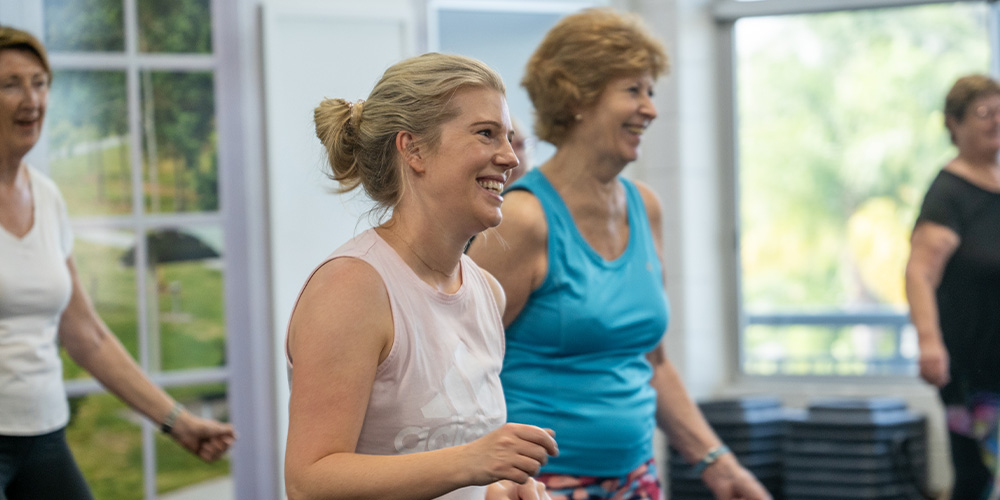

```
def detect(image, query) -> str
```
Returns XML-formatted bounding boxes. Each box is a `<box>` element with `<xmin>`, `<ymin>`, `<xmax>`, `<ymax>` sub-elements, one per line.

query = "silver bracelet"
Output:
<box><xmin>692</xmin><ymin>444</ymin><xmax>731</xmax><ymax>476</ymax></box>
<box><xmin>159</xmin><ymin>402</ymin><xmax>185</xmax><ymax>435</ymax></box>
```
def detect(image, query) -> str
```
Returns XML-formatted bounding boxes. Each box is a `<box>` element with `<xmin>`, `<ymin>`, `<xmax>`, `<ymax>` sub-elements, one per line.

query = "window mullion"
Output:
<box><xmin>121</xmin><ymin>0</ymin><xmax>157</xmax><ymax>498</ymax></box>
<box><xmin>991</xmin><ymin>1</ymin><xmax>1000</xmax><ymax>75</ymax></box>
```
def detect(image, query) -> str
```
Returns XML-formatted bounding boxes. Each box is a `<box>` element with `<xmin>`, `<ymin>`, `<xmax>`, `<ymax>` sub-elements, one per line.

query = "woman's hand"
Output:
<box><xmin>703</xmin><ymin>454</ymin><xmax>772</xmax><ymax>500</ymax></box>
<box><xmin>485</xmin><ymin>478</ymin><xmax>551</xmax><ymax>500</ymax></box>
<box><xmin>463</xmin><ymin>423</ymin><xmax>558</xmax><ymax>486</ymax></box>
<box><xmin>169</xmin><ymin>410</ymin><xmax>236</xmax><ymax>462</ymax></box>
<box><xmin>918</xmin><ymin>340</ymin><xmax>950</xmax><ymax>387</ymax></box>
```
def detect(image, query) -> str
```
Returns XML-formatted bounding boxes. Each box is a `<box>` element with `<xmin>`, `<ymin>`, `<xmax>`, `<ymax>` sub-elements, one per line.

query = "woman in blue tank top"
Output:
<box><xmin>467</xmin><ymin>8</ymin><xmax>770</xmax><ymax>500</ymax></box>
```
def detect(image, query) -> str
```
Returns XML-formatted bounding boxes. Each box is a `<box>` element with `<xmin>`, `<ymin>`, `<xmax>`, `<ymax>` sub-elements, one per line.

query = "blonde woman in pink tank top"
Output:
<box><xmin>283</xmin><ymin>53</ymin><xmax>559</xmax><ymax>500</ymax></box>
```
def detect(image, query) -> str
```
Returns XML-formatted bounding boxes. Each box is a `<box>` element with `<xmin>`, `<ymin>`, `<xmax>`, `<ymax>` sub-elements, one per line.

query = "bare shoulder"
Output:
<box><xmin>493</xmin><ymin>189</ymin><xmax>547</xmax><ymax>247</ymax></box>
<box><xmin>910</xmin><ymin>221</ymin><xmax>961</xmax><ymax>259</ymax></box>
<box><xmin>911</xmin><ymin>220</ymin><xmax>960</xmax><ymax>245</ymax></box>
<box><xmin>468</xmin><ymin>189</ymin><xmax>548</xmax><ymax>271</ymax></box>
<box><xmin>287</xmin><ymin>257</ymin><xmax>392</xmax><ymax>365</ymax></box>
<box><xmin>468</xmin><ymin>189</ymin><xmax>549</xmax><ymax>326</ymax></box>
<box><xmin>631</xmin><ymin>180</ymin><xmax>663</xmax><ymax>222</ymax></box>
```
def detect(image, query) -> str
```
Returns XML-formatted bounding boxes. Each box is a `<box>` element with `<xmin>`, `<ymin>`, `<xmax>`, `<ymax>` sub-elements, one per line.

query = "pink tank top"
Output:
<box><xmin>288</xmin><ymin>229</ymin><xmax>506</xmax><ymax>499</ymax></box>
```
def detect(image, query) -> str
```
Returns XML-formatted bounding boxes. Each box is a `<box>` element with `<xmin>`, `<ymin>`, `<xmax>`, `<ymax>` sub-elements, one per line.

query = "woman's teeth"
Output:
<box><xmin>477</xmin><ymin>179</ymin><xmax>504</xmax><ymax>194</ymax></box>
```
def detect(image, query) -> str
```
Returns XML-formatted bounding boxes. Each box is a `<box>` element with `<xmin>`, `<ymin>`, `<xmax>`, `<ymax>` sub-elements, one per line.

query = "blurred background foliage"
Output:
<box><xmin>737</xmin><ymin>4</ymin><xmax>989</xmax><ymax>373</ymax></box>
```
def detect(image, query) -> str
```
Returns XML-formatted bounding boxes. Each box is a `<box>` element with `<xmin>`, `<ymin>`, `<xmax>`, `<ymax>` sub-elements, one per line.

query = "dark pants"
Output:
<box><xmin>0</xmin><ymin>427</ymin><xmax>94</xmax><ymax>500</ymax></box>
<box><xmin>949</xmin><ymin>431</ymin><xmax>994</xmax><ymax>500</ymax></box>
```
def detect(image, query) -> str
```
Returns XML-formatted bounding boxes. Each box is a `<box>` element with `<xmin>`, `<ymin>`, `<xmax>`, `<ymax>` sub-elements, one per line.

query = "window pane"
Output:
<box><xmin>736</xmin><ymin>4</ymin><xmax>990</xmax><ymax>375</ymax></box>
<box><xmin>66</xmin><ymin>394</ymin><xmax>143</xmax><ymax>500</ymax></box>
<box><xmin>156</xmin><ymin>384</ymin><xmax>231</xmax><ymax>497</ymax></box>
<box><xmin>43</xmin><ymin>0</ymin><xmax>124</xmax><ymax>52</ymax></box>
<box><xmin>743</xmin><ymin>324</ymin><xmax>918</xmax><ymax>376</ymax></box>
<box><xmin>48</xmin><ymin>70</ymin><xmax>132</xmax><ymax>216</ymax></box>
<box><xmin>137</xmin><ymin>0</ymin><xmax>213</xmax><ymax>53</ymax></box>
<box><xmin>144</xmin><ymin>226</ymin><xmax>226</xmax><ymax>371</ymax></box>
<box><xmin>62</xmin><ymin>229</ymin><xmax>140</xmax><ymax>380</ymax></box>
<box><xmin>141</xmin><ymin>71</ymin><xmax>218</xmax><ymax>213</ymax></box>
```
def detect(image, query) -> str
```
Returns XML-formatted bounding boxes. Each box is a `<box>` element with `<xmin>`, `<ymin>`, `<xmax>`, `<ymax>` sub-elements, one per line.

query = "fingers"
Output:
<box><xmin>172</xmin><ymin>415</ymin><xmax>235</xmax><ymax>462</ymax></box>
<box><xmin>508</xmin><ymin>424</ymin><xmax>558</xmax><ymax>457</ymax></box>
<box><xmin>484</xmin><ymin>481</ymin><xmax>517</xmax><ymax>500</ymax></box>
<box><xmin>515</xmin><ymin>478</ymin><xmax>549</xmax><ymax>500</ymax></box>
<box><xmin>193</xmin><ymin>417</ymin><xmax>236</xmax><ymax>440</ymax></box>
<box><xmin>516</xmin><ymin>483</ymin><xmax>539</xmax><ymax>500</ymax></box>
<box><xmin>535</xmin><ymin>479</ymin><xmax>550</xmax><ymax>500</ymax></box>
<box><xmin>196</xmin><ymin>434</ymin><xmax>234</xmax><ymax>462</ymax></box>
<box><xmin>919</xmin><ymin>361</ymin><xmax>949</xmax><ymax>387</ymax></box>
<box><xmin>474</xmin><ymin>423</ymin><xmax>560</xmax><ymax>485</ymax></box>
<box><xmin>210</xmin><ymin>422</ymin><xmax>237</xmax><ymax>440</ymax></box>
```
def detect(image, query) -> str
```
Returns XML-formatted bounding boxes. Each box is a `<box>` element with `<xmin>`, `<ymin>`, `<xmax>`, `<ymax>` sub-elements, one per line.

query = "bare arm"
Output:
<box><xmin>636</xmin><ymin>182</ymin><xmax>770</xmax><ymax>500</ymax></box>
<box><xmin>59</xmin><ymin>257</ymin><xmax>234</xmax><ymax>461</ymax></box>
<box><xmin>646</xmin><ymin>348</ymin><xmax>765</xmax><ymax>499</ymax></box>
<box><xmin>467</xmin><ymin>190</ymin><xmax>548</xmax><ymax>327</ymax></box>
<box><xmin>904</xmin><ymin>221</ymin><xmax>960</xmax><ymax>387</ymax></box>
<box><xmin>284</xmin><ymin>258</ymin><xmax>557</xmax><ymax>500</ymax></box>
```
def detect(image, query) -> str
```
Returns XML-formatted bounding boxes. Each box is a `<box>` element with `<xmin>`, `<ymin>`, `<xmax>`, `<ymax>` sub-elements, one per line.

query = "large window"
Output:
<box><xmin>723</xmin><ymin>1</ymin><xmax>994</xmax><ymax>376</ymax></box>
<box><xmin>36</xmin><ymin>0</ymin><xmax>232</xmax><ymax>498</ymax></box>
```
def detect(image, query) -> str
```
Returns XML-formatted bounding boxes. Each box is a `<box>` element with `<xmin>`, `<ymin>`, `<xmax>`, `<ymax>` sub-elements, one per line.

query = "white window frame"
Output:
<box><xmin>1</xmin><ymin>0</ymin><xmax>281</xmax><ymax>498</ymax></box>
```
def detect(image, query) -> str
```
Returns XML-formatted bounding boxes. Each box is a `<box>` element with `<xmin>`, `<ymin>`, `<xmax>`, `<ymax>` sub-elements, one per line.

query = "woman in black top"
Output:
<box><xmin>906</xmin><ymin>74</ymin><xmax>1000</xmax><ymax>500</ymax></box>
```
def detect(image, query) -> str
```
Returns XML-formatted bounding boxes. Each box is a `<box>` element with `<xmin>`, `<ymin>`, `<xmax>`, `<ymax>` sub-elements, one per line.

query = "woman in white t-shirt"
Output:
<box><xmin>0</xmin><ymin>26</ymin><xmax>235</xmax><ymax>500</ymax></box>
<box><xmin>283</xmin><ymin>53</ymin><xmax>558</xmax><ymax>500</ymax></box>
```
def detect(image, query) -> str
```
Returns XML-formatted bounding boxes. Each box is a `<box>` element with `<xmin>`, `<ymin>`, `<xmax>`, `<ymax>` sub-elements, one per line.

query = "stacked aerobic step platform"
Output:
<box><xmin>668</xmin><ymin>396</ymin><xmax>785</xmax><ymax>500</ymax></box>
<box><xmin>783</xmin><ymin>397</ymin><xmax>928</xmax><ymax>500</ymax></box>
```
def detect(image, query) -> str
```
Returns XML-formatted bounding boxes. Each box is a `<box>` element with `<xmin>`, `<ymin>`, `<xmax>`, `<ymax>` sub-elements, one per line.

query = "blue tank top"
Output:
<box><xmin>501</xmin><ymin>169</ymin><xmax>670</xmax><ymax>476</ymax></box>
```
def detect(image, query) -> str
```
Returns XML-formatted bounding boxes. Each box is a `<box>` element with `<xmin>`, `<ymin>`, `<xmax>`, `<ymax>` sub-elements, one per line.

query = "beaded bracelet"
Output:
<box><xmin>692</xmin><ymin>444</ymin><xmax>731</xmax><ymax>476</ymax></box>
<box><xmin>160</xmin><ymin>402</ymin><xmax>185</xmax><ymax>435</ymax></box>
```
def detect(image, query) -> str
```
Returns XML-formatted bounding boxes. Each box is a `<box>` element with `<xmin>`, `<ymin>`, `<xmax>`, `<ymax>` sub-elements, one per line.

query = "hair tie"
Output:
<box><xmin>348</xmin><ymin>99</ymin><xmax>365</xmax><ymax>128</ymax></box>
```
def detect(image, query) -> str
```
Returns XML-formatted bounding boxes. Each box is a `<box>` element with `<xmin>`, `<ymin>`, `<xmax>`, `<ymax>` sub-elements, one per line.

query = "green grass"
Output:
<box><xmin>66</xmin><ymin>394</ymin><xmax>145</xmax><ymax>500</ymax></box>
<box><xmin>50</xmin><ymin>142</ymin><xmax>133</xmax><ymax>217</ymax></box>
<box><xmin>157</xmin><ymin>261</ymin><xmax>226</xmax><ymax>371</ymax></box>
<box><xmin>49</xmin><ymin>141</ymin><xmax>217</xmax><ymax>217</ymax></box>
<box><xmin>67</xmin><ymin>388</ymin><xmax>231</xmax><ymax>500</ymax></box>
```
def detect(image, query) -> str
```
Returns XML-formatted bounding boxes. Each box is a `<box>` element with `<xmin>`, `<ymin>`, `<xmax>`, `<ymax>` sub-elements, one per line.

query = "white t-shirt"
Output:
<box><xmin>0</xmin><ymin>166</ymin><xmax>74</xmax><ymax>436</ymax></box>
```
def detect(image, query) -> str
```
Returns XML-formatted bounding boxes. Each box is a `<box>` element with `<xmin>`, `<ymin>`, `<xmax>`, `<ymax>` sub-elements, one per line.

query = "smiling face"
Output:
<box><xmin>950</xmin><ymin>94</ymin><xmax>1000</xmax><ymax>157</ymax></box>
<box><xmin>414</xmin><ymin>86</ymin><xmax>518</xmax><ymax>232</ymax></box>
<box><xmin>0</xmin><ymin>49</ymin><xmax>49</xmax><ymax>164</ymax></box>
<box><xmin>574</xmin><ymin>73</ymin><xmax>657</xmax><ymax>166</ymax></box>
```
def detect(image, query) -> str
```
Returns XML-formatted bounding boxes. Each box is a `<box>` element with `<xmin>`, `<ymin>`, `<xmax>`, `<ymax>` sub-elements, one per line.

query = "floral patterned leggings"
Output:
<box><xmin>536</xmin><ymin>458</ymin><xmax>662</xmax><ymax>500</ymax></box>
<box><xmin>946</xmin><ymin>392</ymin><xmax>999</xmax><ymax>500</ymax></box>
